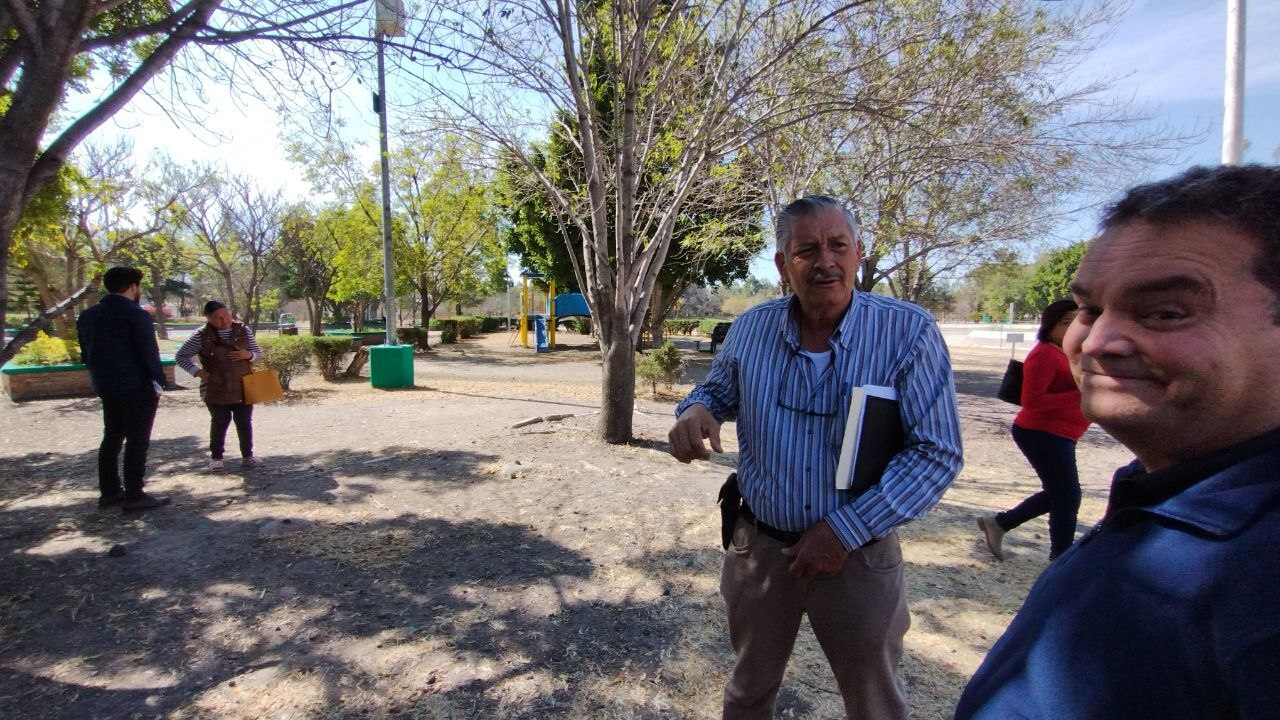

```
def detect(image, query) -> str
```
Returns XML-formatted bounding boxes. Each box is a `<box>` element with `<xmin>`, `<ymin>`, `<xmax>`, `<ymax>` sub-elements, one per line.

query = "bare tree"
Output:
<box><xmin>759</xmin><ymin>0</ymin><xmax>1197</xmax><ymax>302</ymax></box>
<box><xmin>398</xmin><ymin>0</ymin><xmax>899</xmax><ymax>442</ymax></box>
<box><xmin>221</xmin><ymin>177</ymin><xmax>286</xmax><ymax>331</ymax></box>
<box><xmin>8</xmin><ymin>141</ymin><xmax>180</xmax><ymax>340</ymax></box>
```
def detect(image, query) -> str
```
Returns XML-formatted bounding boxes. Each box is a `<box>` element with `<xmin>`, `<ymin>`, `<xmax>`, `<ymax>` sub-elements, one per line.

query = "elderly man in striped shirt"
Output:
<box><xmin>669</xmin><ymin>196</ymin><xmax>963</xmax><ymax>720</ymax></box>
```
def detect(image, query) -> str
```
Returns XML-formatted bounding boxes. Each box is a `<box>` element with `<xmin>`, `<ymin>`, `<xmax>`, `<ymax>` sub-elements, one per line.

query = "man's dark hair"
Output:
<box><xmin>203</xmin><ymin>300</ymin><xmax>227</xmax><ymax>316</ymax></box>
<box><xmin>1101</xmin><ymin>164</ymin><xmax>1280</xmax><ymax>321</ymax></box>
<box><xmin>1037</xmin><ymin>299</ymin><xmax>1078</xmax><ymax>343</ymax></box>
<box><xmin>103</xmin><ymin>266</ymin><xmax>144</xmax><ymax>294</ymax></box>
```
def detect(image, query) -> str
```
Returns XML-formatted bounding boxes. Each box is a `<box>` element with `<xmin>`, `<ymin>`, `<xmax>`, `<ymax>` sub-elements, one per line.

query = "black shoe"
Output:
<box><xmin>122</xmin><ymin>493</ymin><xmax>171</xmax><ymax>511</ymax></box>
<box><xmin>98</xmin><ymin>492</ymin><xmax>126</xmax><ymax>508</ymax></box>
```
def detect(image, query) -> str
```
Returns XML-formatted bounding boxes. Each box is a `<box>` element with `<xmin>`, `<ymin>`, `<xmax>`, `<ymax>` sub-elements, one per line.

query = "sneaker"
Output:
<box><xmin>978</xmin><ymin>516</ymin><xmax>1006</xmax><ymax>561</ymax></box>
<box><xmin>208</xmin><ymin>459</ymin><xmax>226</xmax><ymax>472</ymax></box>
<box><xmin>242</xmin><ymin>456</ymin><xmax>265</xmax><ymax>469</ymax></box>
<box><xmin>122</xmin><ymin>493</ymin><xmax>171</xmax><ymax>512</ymax></box>
<box><xmin>98</xmin><ymin>492</ymin><xmax>126</xmax><ymax>508</ymax></box>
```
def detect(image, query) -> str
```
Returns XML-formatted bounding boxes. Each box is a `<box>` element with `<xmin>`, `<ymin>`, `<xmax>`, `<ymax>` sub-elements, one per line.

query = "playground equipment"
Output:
<box><xmin>517</xmin><ymin>271</ymin><xmax>591</xmax><ymax>351</ymax></box>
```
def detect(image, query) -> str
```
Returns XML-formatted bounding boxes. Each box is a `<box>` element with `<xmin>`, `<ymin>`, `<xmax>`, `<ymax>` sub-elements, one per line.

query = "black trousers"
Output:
<box><xmin>997</xmin><ymin>424</ymin><xmax>1082</xmax><ymax>558</ymax></box>
<box><xmin>208</xmin><ymin>403</ymin><xmax>253</xmax><ymax>459</ymax></box>
<box><xmin>99</xmin><ymin>391</ymin><xmax>159</xmax><ymax>497</ymax></box>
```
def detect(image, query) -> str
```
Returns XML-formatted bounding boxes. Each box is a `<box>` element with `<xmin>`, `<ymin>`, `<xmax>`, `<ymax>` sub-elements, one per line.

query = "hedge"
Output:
<box><xmin>397</xmin><ymin>327</ymin><xmax>433</xmax><ymax>351</ymax></box>
<box><xmin>257</xmin><ymin>335</ymin><xmax>312</xmax><ymax>390</ymax></box>
<box><xmin>662</xmin><ymin>319</ymin><xmax>699</xmax><ymax>335</ymax></box>
<box><xmin>436</xmin><ymin>319</ymin><xmax>458</xmax><ymax>344</ymax></box>
<box><xmin>311</xmin><ymin>336</ymin><xmax>354</xmax><ymax>381</ymax></box>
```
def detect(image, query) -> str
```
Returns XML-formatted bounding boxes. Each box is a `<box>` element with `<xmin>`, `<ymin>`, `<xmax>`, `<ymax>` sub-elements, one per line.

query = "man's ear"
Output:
<box><xmin>774</xmin><ymin>251</ymin><xmax>788</xmax><ymax>286</ymax></box>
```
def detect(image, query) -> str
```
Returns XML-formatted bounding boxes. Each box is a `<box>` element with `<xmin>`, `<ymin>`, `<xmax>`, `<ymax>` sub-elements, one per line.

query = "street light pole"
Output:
<box><xmin>375</xmin><ymin>35</ymin><xmax>398</xmax><ymax>344</ymax></box>
<box><xmin>1222</xmin><ymin>0</ymin><xmax>1245</xmax><ymax>164</ymax></box>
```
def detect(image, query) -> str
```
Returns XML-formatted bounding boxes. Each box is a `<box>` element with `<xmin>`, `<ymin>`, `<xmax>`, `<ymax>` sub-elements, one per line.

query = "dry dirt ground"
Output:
<box><xmin>0</xmin><ymin>329</ymin><xmax>1132</xmax><ymax>720</ymax></box>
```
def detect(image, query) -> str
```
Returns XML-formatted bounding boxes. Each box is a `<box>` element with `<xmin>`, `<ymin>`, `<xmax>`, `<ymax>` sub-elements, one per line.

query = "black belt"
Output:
<box><xmin>740</xmin><ymin>503</ymin><xmax>805</xmax><ymax>546</ymax></box>
<box><xmin>740</xmin><ymin>502</ymin><xmax>879</xmax><ymax>548</ymax></box>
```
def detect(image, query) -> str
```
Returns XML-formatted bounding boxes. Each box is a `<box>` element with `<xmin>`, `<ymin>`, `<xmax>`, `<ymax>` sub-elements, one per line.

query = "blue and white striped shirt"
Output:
<box><xmin>677</xmin><ymin>291</ymin><xmax>963</xmax><ymax>550</ymax></box>
<box><xmin>175</xmin><ymin>325</ymin><xmax>262</xmax><ymax>375</ymax></box>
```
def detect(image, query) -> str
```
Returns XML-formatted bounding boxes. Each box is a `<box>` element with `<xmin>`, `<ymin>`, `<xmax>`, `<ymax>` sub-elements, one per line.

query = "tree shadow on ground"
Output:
<box><xmin>2</xmin><ymin>491</ymin><xmax>978</xmax><ymax>720</ymax></box>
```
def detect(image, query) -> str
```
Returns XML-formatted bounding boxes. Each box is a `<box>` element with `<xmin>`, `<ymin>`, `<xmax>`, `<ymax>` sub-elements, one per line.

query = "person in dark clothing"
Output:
<box><xmin>978</xmin><ymin>299</ymin><xmax>1090</xmax><ymax>561</ymax></box>
<box><xmin>76</xmin><ymin>266</ymin><xmax>170</xmax><ymax>511</ymax></box>
<box><xmin>957</xmin><ymin>164</ymin><xmax>1280</xmax><ymax>720</ymax></box>
<box><xmin>174</xmin><ymin>300</ymin><xmax>265</xmax><ymax>471</ymax></box>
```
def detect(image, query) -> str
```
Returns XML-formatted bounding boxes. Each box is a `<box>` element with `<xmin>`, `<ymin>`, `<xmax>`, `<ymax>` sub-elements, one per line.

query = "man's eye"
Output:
<box><xmin>1143</xmin><ymin>308</ymin><xmax>1187</xmax><ymax>323</ymax></box>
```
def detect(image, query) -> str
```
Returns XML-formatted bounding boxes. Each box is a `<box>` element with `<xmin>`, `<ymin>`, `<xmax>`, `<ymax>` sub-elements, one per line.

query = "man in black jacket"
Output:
<box><xmin>77</xmin><ymin>266</ymin><xmax>170</xmax><ymax>511</ymax></box>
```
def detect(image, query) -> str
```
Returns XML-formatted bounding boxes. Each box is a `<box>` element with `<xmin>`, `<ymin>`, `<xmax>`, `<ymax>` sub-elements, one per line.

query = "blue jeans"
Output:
<box><xmin>996</xmin><ymin>424</ymin><xmax>1081</xmax><ymax>558</ymax></box>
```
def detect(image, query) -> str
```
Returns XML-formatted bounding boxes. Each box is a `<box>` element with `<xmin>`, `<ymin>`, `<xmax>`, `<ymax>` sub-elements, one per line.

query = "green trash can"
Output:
<box><xmin>369</xmin><ymin>344</ymin><xmax>414</xmax><ymax>388</ymax></box>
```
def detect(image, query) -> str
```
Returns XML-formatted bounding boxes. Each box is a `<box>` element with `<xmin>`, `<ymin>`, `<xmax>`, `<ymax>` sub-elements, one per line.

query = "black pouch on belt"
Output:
<box><xmin>717</xmin><ymin>472</ymin><xmax>741</xmax><ymax>550</ymax></box>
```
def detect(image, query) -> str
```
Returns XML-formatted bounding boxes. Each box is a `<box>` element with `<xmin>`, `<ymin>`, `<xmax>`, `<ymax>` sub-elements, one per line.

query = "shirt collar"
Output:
<box><xmin>1106</xmin><ymin>425</ymin><xmax>1280</xmax><ymax>536</ymax></box>
<box><xmin>780</xmin><ymin>290</ymin><xmax>861</xmax><ymax>352</ymax></box>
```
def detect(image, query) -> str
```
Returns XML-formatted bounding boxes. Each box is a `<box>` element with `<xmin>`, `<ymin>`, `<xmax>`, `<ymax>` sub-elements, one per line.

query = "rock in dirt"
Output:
<box><xmin>107</xmin><ymin>544</ymin><xmax>127</xmax><ymax>558</ymax></box>
<box><xmin>501</xmin><ymin>461</ymin><xmax>527</xmax><ymax>479</ymax></box>
<box><xmin>259</xmin><ymin>518</ymin><xmax>314</xmax><ymax>537</ymax></box>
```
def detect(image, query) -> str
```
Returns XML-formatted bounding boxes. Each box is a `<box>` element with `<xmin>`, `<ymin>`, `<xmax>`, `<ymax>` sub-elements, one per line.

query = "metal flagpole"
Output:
<box><xmin>373</xmin><ymin>35</ymin><xmax>396</xmax><ymax>343</ymax></box>
<box><xmin>1222</xmin><ymin>0</ymin><xmax>1245</xmax><ymax>164</ymax></box>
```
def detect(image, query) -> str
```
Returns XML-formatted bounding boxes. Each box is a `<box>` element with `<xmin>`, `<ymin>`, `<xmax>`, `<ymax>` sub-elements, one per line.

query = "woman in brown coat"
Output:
<box><xmin>175</xmin><ymin>301</ymin><xmax>265</xmax><ymax>471</ymax></box>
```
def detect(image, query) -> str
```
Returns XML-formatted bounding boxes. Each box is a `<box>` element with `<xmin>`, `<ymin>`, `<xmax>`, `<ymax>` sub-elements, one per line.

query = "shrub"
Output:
<box><xmin>312</xmin><ymin>336</ymin><xmax>354</xmax><ymax>381</ymax></box>
<box><xmin>452</xmin><ymin>316</ymin><xmax>480</xmax><ymax>338</ymax></box>
<box><xmin>257</xmin><ymin>335</ymin><xmax>312</xmax><ymax>390</ymax></box>
<box><xmin>663</xmin><ymin>319</ymin><xmax>698</xmax><ymax>335</ymax></box>
<box><xmin>437</xmin><ymin>319</ymin><xmax>458</xmax><ymax>344</ymax></box>
<box><xmin>572</xmin><ymin>317</ymin><xmax>592</xmax><ymax>334</ymax></box>
<box><xmin>397</xmin><ymin>327</ymin><xmax>432</xmax><ymax>351</ymax></box>
<box><xmin>479</xmin><ymin>316</ymin><xmax>502</xmax><ymax>333</ymax></box>
<box><xmin>428</xmin><ymin>318</ymin><xmax>441</xmax><ymax>330</ymax></box>
<box><xmin>636</xmin><ymin>341</ymin><xmax>684</xmax><ymax>396</ymax></box>
<box><xmin>11</xmin><ymin>331</ymin><xmax>77</xmax><ymax>366</ymax></box>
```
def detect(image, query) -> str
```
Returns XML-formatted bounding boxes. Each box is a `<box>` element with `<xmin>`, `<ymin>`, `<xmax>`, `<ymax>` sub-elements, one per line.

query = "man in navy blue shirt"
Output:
<box><xmin>956</xmin><ymin>165</ymin><xmax>1280</xmax><ymax>719</ymax></box>
<box><xmin>77</xmin><ymin>266</ymin><xmax>170</xmax><ymax>511</ymax></box>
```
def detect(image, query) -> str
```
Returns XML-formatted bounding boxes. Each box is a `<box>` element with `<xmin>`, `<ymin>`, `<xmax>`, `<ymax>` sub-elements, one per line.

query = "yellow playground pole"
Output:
<box><xmin>520</xmin><ymin>276</ymin><xmax>529</xmax><ymax>348</ymax></box>
<box><xmin>548</xmin><ymin>279</ymin><xmax>556</xmax><ymax>349</ymax></box>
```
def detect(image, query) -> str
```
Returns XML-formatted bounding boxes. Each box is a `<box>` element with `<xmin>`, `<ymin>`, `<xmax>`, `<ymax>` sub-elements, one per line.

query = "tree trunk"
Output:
<box><xmin>148</xmin><ymin>266</ymin><xmax>169</xmax><ymax>340</ymax></box>
<box><xmin>647</xmin><ymin>283</ymin><xmax>666</xmax><ymax>347</ymax></box>
<box><xmin>307</xmin><ymin>295</ymin><xmax>324</xmax><ymax>335</ymax></box>
<box><xmin>597</xmin><ymin>318</ymin><xmax>637</xmax><ymax>443</ymax></box>
<box><xmin>2</xmin><ymin>281</ymin><xmax>98</xmax><ymax>361</ymax></box>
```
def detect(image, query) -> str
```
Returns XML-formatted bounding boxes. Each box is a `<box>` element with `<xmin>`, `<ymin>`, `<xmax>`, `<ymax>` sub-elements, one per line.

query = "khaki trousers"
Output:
<box><xmin>720</xmin><ymin>518</ymin><xmax>910</xmax><ymax>720</ymax></box>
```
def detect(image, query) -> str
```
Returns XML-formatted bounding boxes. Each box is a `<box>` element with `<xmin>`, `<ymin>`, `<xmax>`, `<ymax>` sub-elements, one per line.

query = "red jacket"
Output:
<box><xmin>1014</xmin><ymin>341</ymin><xmax>1090</xmax><ymax>441</ymax></box>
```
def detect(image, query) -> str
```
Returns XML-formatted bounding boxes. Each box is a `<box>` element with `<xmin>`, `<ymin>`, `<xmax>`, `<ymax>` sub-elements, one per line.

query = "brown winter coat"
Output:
<box><xmin>198</xmin><ymin>322</ymin><xmax>252</xmax><ymax>405</ymax></box>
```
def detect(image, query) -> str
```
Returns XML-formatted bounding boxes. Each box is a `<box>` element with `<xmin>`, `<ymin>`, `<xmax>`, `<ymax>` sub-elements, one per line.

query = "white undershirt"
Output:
<box><xmin>799</xmin><ymin>348</ymin><xmax>833</xmax><ymax>376</ymax></box>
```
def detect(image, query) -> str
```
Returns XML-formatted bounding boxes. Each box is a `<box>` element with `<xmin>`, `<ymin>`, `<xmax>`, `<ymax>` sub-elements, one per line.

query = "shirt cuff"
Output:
<box><xmin>824</xmin><ymin>505</ymin><xmax>875</xmax><ymax>551</ymax></box>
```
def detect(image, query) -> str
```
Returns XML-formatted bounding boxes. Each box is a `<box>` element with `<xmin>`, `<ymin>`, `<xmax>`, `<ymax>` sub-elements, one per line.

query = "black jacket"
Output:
<box><xmin>76</xmin><ymin>294</ymin><xmax>166</xmax><ymax>396</ymax></box>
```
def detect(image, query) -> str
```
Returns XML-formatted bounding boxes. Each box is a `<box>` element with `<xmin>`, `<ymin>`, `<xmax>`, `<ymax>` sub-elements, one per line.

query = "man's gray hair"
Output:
<box><xmin>775</xmin><ymin>195</ymin><xmax>861</xmax><ymax>256</ymax></box>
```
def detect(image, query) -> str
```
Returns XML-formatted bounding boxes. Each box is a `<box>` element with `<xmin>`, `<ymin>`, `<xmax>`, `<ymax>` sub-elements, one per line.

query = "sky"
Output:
<box><xmin>86</xmin><ymin>0</ymin><xmax>1280</xmax><ymax>280</ymax></box>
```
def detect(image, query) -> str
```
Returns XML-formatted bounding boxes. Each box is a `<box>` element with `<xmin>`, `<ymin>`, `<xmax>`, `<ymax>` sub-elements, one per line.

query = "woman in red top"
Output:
<box><xmin>979</xmin><ymin>299</ymin><xmax>1090</xmax><ymax>561</ymax></box>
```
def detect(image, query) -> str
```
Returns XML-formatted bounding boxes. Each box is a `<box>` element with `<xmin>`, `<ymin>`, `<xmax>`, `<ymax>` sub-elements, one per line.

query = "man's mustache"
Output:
<box><xmin>807</xmin><ymin>270</ymin><xmax>843</xmax><ymax>283</ymax></box>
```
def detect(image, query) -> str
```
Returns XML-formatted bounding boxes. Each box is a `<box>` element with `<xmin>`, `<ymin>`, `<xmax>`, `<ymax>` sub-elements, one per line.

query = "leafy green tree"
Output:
<box><xmin>276</xmin><ymin>205</ymin><xmax>339</xmax><ymax>336</ymax></box>
<box><xmin>1025</xmin><ymin>241</ymin><xmax>1089</xmax><ymax>312</ymax></box>
<box><xmin>965</xmin><ymin>249</ymin><xmax>1033</xmax><ymax>321</ymax></box>
<box><xmin>0</xmin><ymin>1</ymin><xmax>369</xmax><ymax>361</ymax></box>
<box><xmin>393</xmin><ymin>137</ymin><xmax>506</xmax><ymax>347</ymax></box>
<box><xmin>325</xmin><ymin>189</ymin><xmax>388</xmax><ymax>332</ymax></box>
<box><xmin>498</xmin><ymin>126</ymin><xmax>765</xmax><ymax>347</ymax></box>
